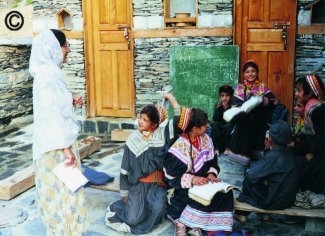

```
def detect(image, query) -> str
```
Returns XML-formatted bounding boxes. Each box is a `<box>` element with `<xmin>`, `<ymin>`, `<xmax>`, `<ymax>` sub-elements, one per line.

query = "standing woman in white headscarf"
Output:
<box><xmin>29</xmin><ymin>29</ymin><xmax>87</xmax><ymax>235</ymax></box>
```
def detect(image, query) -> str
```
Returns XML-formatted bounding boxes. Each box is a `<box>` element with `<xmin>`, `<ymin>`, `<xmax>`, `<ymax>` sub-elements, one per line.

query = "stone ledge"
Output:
<box><xmin>80</xmin><ymin>117</ymin><xmax>137</xmax><ymax>136</ymax></box>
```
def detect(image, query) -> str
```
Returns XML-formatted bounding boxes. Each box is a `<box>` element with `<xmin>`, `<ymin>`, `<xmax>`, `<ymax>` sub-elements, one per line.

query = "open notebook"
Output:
<box><xmin>189</xmin><ymin>181</ymin><xmax>242</xmax><ymax>206</ymax></box>
<box><xmin>53</xmin><ymin>163</ymin><xmax>89</xmax><ymax>193</ymax></box>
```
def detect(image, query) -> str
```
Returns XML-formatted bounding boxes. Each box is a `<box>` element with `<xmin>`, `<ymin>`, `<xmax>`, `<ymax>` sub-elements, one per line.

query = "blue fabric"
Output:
<box><xmin>81</xmin><ymin>164</ymin><xmax>114</xmax><ymax>186</ymax></box>
<box><xmin>210</xmin><ymin>229</ymin><xmax>252</xmax><ymax>236</ymax></box>
<box><xmin>271</xmin><ymin>103</ymin><xmax>288</xmax><ymax>124</ymax></box>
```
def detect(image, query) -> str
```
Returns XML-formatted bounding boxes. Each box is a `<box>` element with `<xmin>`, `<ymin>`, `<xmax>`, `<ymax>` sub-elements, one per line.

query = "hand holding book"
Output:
<box><xmin>189</xmin><ymin>181</ymin><xmax>242</xmax><ymax>206</ymax></box>
<box><xmin>53</xmin><ymin>163</ymin><xmax>89</xmax><ymax>193</ymax></box>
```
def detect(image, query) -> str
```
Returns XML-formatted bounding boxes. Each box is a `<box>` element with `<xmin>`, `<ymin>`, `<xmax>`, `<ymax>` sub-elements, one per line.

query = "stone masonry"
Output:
<box><xmin>62</xmin><ymin>39</ymin><xmax>87</xmax><ymax>117</ymax></box>
<box><xmin>296</xmin><ymin>1</ymin><xmax>325</xmax><ymax>84</ymax></box>
<box><xmin>33</xmin><ymin>0</ymin><xmax>82</xmax><ymax>17</ymax></box>
<box><xmin>0</xmin><ymin>45</ymin><xmax>32</xmax><ymax>128</ymax></box>
<box><xmin>134</xmin><ymin>36</ymin><xmax>233</xmax><ymax>113</ymax></box>
<box><xmin>295</xmin><ymin>34</ymin><xmax>325</xmax><ymax>80</ymax></box>
<box><xmin>0</xmin><ymin>0</ymin><xmax>323</xmax><ymax>129</ymax></box>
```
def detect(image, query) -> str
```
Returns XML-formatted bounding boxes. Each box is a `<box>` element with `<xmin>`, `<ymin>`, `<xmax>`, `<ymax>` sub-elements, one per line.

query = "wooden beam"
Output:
<box><xmin>298</xmin><ymin>25</ymin><xmax>325</xmax><ymax>35</ymax></box>
<box><xmin>0</xmin><ymin>137</ymin><xmax>101</xmax><ymax>200</ymax></box>
<box><xmin>165</xmin><ymin>17</ymin><xmax>196</xmax><ymax>23</ymax></box>
<box><xmin>234</xmin><ymin>200</ymin><xmax>325</xmax><ymax>218</ymax></box>
<box><xmin>61</xmin><ymin>30</ymin><xmax>83</xmax><ymax>39</ymax></box>
<box><xmin>34</xmin><ymin>30</ymin><xmax>83</xmax><ymax>39</ymax></box>
<box><xmin>133</xmin><ymin>27</ymin><xmax>233</xmax><ymax>38</ymax></box>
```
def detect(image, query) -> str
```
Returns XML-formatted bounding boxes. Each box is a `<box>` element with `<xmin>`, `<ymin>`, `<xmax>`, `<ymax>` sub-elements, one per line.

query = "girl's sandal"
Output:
<box><xmin>175</xmin><ymin>224</ymin><xmax>187</xmax><ymax>236</ymax></box>
<box><xmin>188</xmin><ymin>228</ymin><xmax>203</xmax><ymax>236</ymax></box>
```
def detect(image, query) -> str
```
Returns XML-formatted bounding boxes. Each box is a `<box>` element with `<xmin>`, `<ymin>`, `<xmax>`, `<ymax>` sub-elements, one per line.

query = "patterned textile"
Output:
<box><xmin>306</xmin><ymin>74</ymin><xmax>323</xmax><ymax>98</ymax></box>
<box><xmin>181</xmin><ymin>173</ymin><xmax>195</xmax><ymax>188</ymax></box>
<box><xmin>234</xmin><ymin>82</ymin><xmax>270</xmax><ymax>101</ymax></box>
<box><xmin>294</xmin><ymin>117</ymin><xmax>304</xmax><ymax>135</ymax></box>
<box><xmin>179</xmin><ymin>205</ymin><xmax>233</xmax><ymax>232</ymax></box>
<box><xmin>34</xmin><ymin>142</ymin><xmax>87</xmax><ymax>236</ymax></box>
<box><xmin>155</xmin><ymin>105</ymin><xmax>167</xmax><ymax>124</ymax></box>
<box><xmin>126</xmin><ymin>119</ymin><xmax>173</xmax><ymax>157</ymax></box>
<box><xmin>178</xmin><ymin>107</ymin><xmax>192</xmax><ymax>131</ymax></box>
<box><xmin>227</xmin><ymin>150</ymin><xmax>250</xmax><ymax>166</ymax></box>
<box><xmin>168</xmin><ymin>134</ymin><xmax>214</xmax><ymax>173</ymax></box>
<box><xmin>304</xmin><ymin>98</ymin><xmax>322</xmax><ymax>135</ymax></box>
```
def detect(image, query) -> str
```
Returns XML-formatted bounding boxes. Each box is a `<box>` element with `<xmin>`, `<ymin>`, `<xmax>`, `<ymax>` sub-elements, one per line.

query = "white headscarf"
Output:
<box><xmin>30</xmin><ymin>30</ymin><xmax>79</xmax><ymax>161</ymax></box>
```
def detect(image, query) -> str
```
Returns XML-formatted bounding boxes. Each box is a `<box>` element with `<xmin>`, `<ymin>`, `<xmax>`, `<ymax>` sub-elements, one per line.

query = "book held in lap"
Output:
<box><xmin>189</xmin><ymin>181</ymin><xmax>242</xmax><ymax>206</ymax></box>
<box><xmin>53</xmin><ymin>163</ymin><xmax>89</xmax><ymax>193</ymax></box>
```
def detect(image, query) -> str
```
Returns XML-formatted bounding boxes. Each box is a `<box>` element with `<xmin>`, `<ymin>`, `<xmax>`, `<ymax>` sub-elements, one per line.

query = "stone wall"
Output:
<box><xmin>134</xmin><ymin>36</ymin><xmax>233</xmax><ymax>113</ymax></box>
<box><xmin>133</xmin><ymin>0</ymin><xmax>163</xmax><ymax>16</ymax></box>
<box><xmin>0</xmin><ymin>45</ymin><xmax>33</xmax><ymax>128</ymax></box>
<box><xmin>33</xmin><ymin>0</ymin><xmax>82</xmax><ymax>17</ymax></box>
<box><xmin>296</xmin><ymin>1</ymin><xmax>325</xmax><ymax>83</ymax></box>
<box><xmin>33</xmin><ymin>0</ymin><xmax>86</xmax><ymax>117</ymax></box>
<box><xmin>295</xmin><ymin>34</ymin><xmax>325</xmax><ymax>80</ymax></box>
<box><xmin>199</xmin><ymin>0</ymin><xmax>232</xmax><ymax>15</ymax></box>
<box><xmin>32</xmin><ymin>0</ymin><xmax>83</xmax><ymax>32</ymax></box>
<box><xmin>62</xmin><ymin>39</ymin><xmax>86</xmax><ymax>117</ymax></box>
<box><xmin>133</xmin><ymin>0</ymin><xmax>232</xmax><ymax>29</ymax></box>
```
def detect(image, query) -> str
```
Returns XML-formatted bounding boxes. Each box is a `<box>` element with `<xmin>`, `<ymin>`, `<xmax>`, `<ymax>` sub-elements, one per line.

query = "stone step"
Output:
<box><xmin>0</xmin><ymin>136</ymin><xmax>101</xmax><ymax>200</ymax></box>
<box><xmin>79</xmin><ymin>117</ymin><xmax>137</xmax><ymax>137</ymax></box>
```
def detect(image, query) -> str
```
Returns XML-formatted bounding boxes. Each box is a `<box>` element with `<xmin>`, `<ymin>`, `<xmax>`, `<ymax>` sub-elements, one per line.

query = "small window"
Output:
<box><xmin>164</xmin><ymin>0</ymin><xmax>198</xmax><ymax>28</ymax></box>
<box><xmin>306</xmin><ymin>0</ymin><xmax>325</xmax><ymax>24</ymax></box>
<box><xmin>56</xmin><ymin>8</ymin><xmax>73</xmax><ymax>30</ymax></box>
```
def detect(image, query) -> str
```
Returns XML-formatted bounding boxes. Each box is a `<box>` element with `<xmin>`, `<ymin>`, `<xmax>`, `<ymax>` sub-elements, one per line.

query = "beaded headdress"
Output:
<box><xmin>306</xmin><ymin>74</ymin><xmax>323</xmax><ymax>98</ymax></box>
<box><xmin>177</xmin><ymin>107</ymin><xmax>192</xmax><ymax>132</ymax></box>
<box><xmin>155</xmin><ymin>105</ymin><xmax>166</xmax><ymax>124</ymax></box>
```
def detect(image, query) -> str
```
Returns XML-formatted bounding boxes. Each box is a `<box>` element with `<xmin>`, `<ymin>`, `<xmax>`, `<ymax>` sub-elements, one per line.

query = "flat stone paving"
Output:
<box><xmin>0</xmin><ymin>126</ymin><xmax>323</xmax><ymax>235</ymax></box>
<box><xmin>0</xmin><ymin>125</ymin><xmax>33</xmax><ymax>180</ymax></box>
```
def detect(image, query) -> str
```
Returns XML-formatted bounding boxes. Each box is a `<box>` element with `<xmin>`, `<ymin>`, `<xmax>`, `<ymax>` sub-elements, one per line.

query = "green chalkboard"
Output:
<box><xmin>170</xmin><ymin>46</ymin><xmax>239</xmax><ymax>119</ymax></box>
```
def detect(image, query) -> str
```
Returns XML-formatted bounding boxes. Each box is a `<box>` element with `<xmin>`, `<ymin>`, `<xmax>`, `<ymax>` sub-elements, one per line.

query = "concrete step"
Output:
<box><xmin>79</xmin><ymin>117</ymin><xmax>137</xmax><ymax>137</ymax></box>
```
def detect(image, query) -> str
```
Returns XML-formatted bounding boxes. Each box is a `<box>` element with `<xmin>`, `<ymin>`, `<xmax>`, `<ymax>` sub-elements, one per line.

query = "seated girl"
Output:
<box><xmin>211</xmin><ymin>85</ymin><xmax>235</xmax><ymax>155</ymax></box>
<box><xmin>105</xmin><ymin>93</ymin><xmax>181</xmax><ymax>234</ymax></box>
<box><xmin>163</xmin><ymin>107</ymin><xmax>234</xmax><ymax>236</ymax></box>
<box><xmin>294</xmin><ymin>74</ymin><xmax>325</xmax><ymax>194</ymax></box>
<box><xmin>228</xmin><ymin>61</ymin><xmax>278</xmax><ymax>166</ymax></box>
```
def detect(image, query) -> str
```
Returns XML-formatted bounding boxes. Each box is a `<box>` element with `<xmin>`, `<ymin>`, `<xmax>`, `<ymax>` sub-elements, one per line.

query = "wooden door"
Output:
<box><xmin>83</xmin><ymin>0</ymin><xmax>135</xmax><ymax>117</ymax></box>
<box><xmin>235</xmin><ymin>0</ymin><xmax>297</xmax><ymax>119</ymax></box>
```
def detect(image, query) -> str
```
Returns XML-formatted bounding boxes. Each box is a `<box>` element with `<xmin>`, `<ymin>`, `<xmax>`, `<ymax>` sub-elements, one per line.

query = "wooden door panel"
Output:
<box><xmin>248</xmin><ymin>29</ymin><xmax>282</xmax><ymax>43</ymax></box>
<box><xmin>247</xmin><ymin>44</ymin><xmax>284</xmax><ymax>51</ymax></box>
<box><xmin>100</xmin><ymin>31</ymin><xmax>127</xmax><ymax>43</ymax></box>
<box><xmin>235</xmin><ymin>0</ymin><xmax>297</xmax><ymax>121</ymax></box>
<box><xmin>269</xmin><ymin>0</ymin><xmax>290</xmax><ymax>21</ymax></box>
<box><xmin>99</xmin><ymin>51</ymin><xmax>113</xmax><ymax>109</ymax></box>
<box><xmin>85</xmin><ymin>0</ymin><xmax>134</xmax><ymax>117</ymax></box>
<box><xmin>248</xmin><ymin>0</ymin><xmax>263</xmax><ymax>21</ymax></box>
<box><xmin>267</xmin><ymin>52</ymin><xmax>288</xmax><ymax>105</ymax></box>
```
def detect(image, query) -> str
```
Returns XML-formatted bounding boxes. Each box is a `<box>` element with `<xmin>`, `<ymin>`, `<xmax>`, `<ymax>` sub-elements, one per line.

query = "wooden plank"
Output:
<box><xmin>0</xmin><ymin>165</ymin><xmax>34</xmax><ymax>201</ymax></box>
<box><xmin>61</xmin><ymin>30</ymin><xmax>83</xmax><ymax>39</ymax></box>
<box><xmin>90</xmin><ymin>177</ymin><xmax>120</xmax><ymax>192</ymax></box>
<box><xmin>165</xmin><ymin>17</ymin><xmax>196</xmax><ymax>23</ymax></box>
<box><xmin>234</xmin><ymin>200</ymin><xmax>325</xmax><ymax>218</ymax></box>
<box><xmin>298</xmin><ymin>25</ymin><xmax>325</xmax><ymax>35</ymax></box>
<box><xmin>0</xmin><ymin>137</ymin><xmax>102</xmax><ymax>200</ymax></box>
<box><xmin>78</xmin><ymin>136</ymin><xmax>102</xmax><ymax>160</ymax></box>
<box><xmin>247</xmin><ymin>43</ymin><xmax>284</xmax><ymax>51</ymax></box>
<box><xmin>82</xmin><ymin>0</ymin><xmax>96</xmax><ymax>117</ymax></box>
<box><xmin>33</xmin><ymin>30</ymin><xmax>83</xmax><ymax>39</ymax></box>
<box><xmin>111</xmin><ymin>129</ymin><xmax>134</xmax><ymax>141</ymax></box>
<box><xmin>133</xmin><ymin>28</ymin><xmax>232</xmax><ymax>38</ymax></box>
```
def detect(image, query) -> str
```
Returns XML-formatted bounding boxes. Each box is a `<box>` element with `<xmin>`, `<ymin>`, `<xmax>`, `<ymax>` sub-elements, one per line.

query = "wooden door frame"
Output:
<box><xmin>234</xmin><ymin>0</ymin><xmax>297</xmax><ymax>79</ymax></box>
<box><xmin>234</xmin><ymin>0</ymin><xmax>297</xmax><ymax>121</ymax></box>
<box><xmin>82</xmin><ymin>0</ymin><xmax>135</xmax><ymax>118</ymax></box>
